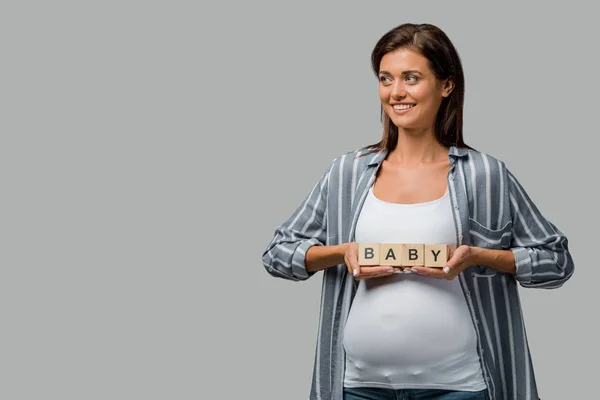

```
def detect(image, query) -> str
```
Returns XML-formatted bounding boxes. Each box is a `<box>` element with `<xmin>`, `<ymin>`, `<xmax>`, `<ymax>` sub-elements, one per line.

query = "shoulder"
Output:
<box><xmin>328</xmin><ymin>145</ymin><xmax>384</xmax><ymax>175</ymax></box>
<box><xmin>455</xmin><ymin>148</ymin><xmax>508</xmax><ymax>179</ymax></box>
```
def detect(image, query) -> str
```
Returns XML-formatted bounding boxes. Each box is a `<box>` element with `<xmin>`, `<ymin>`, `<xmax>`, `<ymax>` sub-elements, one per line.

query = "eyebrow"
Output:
<box><xmin>379</xmin><ymin>70</ymin><xmax>423</xmax><ymax>76</ymax></box>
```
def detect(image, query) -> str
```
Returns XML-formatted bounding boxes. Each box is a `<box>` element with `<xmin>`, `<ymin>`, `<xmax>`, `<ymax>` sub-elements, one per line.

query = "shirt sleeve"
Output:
<box><xmin>261</xmin><ymin>163</ymin><xmax>331</xmax><ymax>281</ymax></box>
<box><xmin>507</xmin><ymin>168</ymin><xmax>575</xmax><ymax>288</ymax></box>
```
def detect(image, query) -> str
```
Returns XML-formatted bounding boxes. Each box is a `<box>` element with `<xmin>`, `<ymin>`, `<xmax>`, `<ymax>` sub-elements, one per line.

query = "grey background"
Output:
<box><xmin>1</xmin><ymin>1</ymin><xmax>596</xmax><ymax>399</ymax></box>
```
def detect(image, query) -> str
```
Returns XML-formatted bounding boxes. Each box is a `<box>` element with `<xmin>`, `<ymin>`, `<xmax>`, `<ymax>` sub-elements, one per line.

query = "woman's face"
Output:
<box><xmin>378</xmin><ymin>48</ymin><xmax>453</xmax><ymax>132</ymax></box>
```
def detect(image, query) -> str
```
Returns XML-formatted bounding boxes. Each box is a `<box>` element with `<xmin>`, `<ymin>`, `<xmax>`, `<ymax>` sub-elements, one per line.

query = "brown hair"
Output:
<box><xmin>363</xmin><ymin>23</ymin><xmax>472</xmax><ymax>154</ymax></box>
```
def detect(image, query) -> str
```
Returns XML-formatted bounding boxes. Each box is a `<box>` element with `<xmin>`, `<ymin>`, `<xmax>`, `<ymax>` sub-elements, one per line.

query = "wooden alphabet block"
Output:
<box><xmin>358</xmin><ymin>243</ymin><xmax>380</xmax><ymax>266</ymax></box>
<box><xmin>424</xmin><ymin>244</ymin><xmax>449</xmax><ymax>267</ymax></box>
<box><xmin>379</xmin><ymin>243</ymin><xmax>404</xmax><ymax>266</ymax></box>
<box><xmin>401</xmin><ymin>244</ymin><xmax>424</xmax><ymax>266</ymax></box>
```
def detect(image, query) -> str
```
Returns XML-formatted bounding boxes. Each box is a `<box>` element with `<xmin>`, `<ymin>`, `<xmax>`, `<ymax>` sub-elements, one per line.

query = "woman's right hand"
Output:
<box><xmin>344</xmin><ymin>242</ymin><xmax>403</xmax><ymax>280</ymax></box>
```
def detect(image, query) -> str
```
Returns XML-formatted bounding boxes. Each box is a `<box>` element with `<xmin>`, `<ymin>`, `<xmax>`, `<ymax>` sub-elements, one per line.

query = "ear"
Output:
<box><xmin>441</xmin><ymin>78</ymin><xmax>454</xmax><ymax>98</ymax></box>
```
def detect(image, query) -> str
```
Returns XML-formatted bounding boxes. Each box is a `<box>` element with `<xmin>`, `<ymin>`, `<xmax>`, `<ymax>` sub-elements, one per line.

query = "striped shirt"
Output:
<box><xmin>262</xmin><ymin>146</ymin><xmax>574</xmax><ymax>400</ymax></box>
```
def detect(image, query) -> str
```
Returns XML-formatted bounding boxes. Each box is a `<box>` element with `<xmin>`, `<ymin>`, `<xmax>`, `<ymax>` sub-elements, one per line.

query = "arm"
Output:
<box><xmin>412</xmin><ymin>246</ymin><xmax>518</xmax><ymax>279</ymax></box>
<box><xmin>470</xmin><ymin>248</ymin><xmax>516</xmax><ymax>275</ymax></box>
<box><xmin>305</xmin><ymin>243</ymin><xmax>348</xmax><ymax>273</ymax></box>
<box><xmin>413</xmin><ymin>168</ymin><xmax>574</xmax><ymax>285</ymax></box>
<box><xmin>262</xmin><ymin>162</ymin><xmax>334</xmax><ymax>281</ymax></box>
<box><xmin>506</xmin><ymin>168</ymin><xmax>574</xmax><ymax>288</ymax></box>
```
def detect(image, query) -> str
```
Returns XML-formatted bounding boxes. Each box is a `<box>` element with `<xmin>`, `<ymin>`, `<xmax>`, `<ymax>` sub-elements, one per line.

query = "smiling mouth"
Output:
<box><xmin>392</xmin><ymin>104</ymin><xmax>416</xmax><ymax>110</ymax></box>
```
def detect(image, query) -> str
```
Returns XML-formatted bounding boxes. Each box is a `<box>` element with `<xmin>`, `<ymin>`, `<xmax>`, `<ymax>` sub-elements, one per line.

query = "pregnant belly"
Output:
<box><xmin>342</xmin><ymin>274</ymin><xmax>478</xmax><ymax>369</ymax></box>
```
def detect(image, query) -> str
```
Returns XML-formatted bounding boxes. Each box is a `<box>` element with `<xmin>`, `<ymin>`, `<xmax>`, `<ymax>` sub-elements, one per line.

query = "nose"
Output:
<box><xmin>391</xmin><ymin>81</ymin><xmax>406</xmax><ymax>99</ymax></box>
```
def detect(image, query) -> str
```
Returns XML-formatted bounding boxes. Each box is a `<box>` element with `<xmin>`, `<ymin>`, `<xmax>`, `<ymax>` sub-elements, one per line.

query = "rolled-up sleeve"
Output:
<box><xmin>507</xmin><ymin>169</ymin><xmax>574</xmax><ymax>288</ymax></box>
<box><xmin>262</xmin><ymin>164</ymin><xmax>331</xmax><ymax>281</ymax></box>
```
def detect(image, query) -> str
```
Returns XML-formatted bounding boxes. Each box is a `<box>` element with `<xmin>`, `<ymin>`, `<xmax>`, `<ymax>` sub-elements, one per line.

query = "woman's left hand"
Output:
<box><xmin>407</xmin><ymin>245</ymin><xmax>475</xmax><ymax>279</ymax></box>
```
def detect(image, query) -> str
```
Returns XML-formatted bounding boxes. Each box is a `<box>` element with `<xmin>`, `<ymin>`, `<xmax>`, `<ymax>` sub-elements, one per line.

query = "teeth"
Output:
<box><xmin>393</xmin><ymin>104</ymin><xmax>415</xmax><ymax>110</ymax></box>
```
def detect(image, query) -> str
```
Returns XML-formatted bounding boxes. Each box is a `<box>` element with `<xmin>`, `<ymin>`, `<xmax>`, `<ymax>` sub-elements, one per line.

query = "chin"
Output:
<box><xmin>389</xmin><ymin>118</ymin><xmax>418</xmax><ymax>130</ymax></box>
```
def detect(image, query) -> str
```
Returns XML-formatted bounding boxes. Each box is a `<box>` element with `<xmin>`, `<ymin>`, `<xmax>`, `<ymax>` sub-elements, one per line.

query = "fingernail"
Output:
<box><xmin>443</xmin><ymin>266</ymin><xmax>450</xmax><ymax>274</ymax></box>
<box><xmin>386</xmin><ymin>270</ymin><xmax>395</xmax><ymax>273</ymax></box>
<box><xmin>353</xmin><ymin>269</ymin><xmax>358</xmax><ymax>276</ymax></box>
<box><xmin>403</xmin><ymin>269</ymin><xmax>412</xmax><ymax>274</ymax></box>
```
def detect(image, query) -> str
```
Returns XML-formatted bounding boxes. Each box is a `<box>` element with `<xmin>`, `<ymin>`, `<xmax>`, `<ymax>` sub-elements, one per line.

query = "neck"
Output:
<box><xmin>386</xmin><ymin>128</ymin><xmax>449</xmax><ymax>166</ymax></box>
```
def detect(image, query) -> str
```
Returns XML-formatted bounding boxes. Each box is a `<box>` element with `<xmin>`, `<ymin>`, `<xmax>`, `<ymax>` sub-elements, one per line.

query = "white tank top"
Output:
<box><xmin>343</xmin><ymin>186</ymin><xmax>486</xmax><ymax>391</ymax></box>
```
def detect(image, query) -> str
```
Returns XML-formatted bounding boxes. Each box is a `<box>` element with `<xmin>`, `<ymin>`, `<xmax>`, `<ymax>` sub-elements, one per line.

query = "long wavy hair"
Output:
<box><xmin>363</xmin><ymin>23</ymin><xmax>472</xmax><ymax>155</ymax></box>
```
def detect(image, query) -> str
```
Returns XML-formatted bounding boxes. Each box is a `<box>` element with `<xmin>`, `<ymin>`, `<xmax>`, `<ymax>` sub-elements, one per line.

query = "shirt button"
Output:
<box><xmin>465</xmin><ymin>290</ymin><xmax>471</xmax><ymax>297</ymax></box>
<box><xmin>474</xmin><ymin>319</ymin><xmax>479</xmax><ymax>325</ymax></box>
<box><xmin>454</xmin><ymin>205</ymin><xmax>458</xmax><ymax>210</ymax></box>
<box><xmin>449</xmin><ymin>175</ymin><xmax>454</xmax><ymax>181</ymax></box>
<box><xmin>459</xmin><ymin>234</ymin><xmax>463</xmax><ymax>240</ymax></box>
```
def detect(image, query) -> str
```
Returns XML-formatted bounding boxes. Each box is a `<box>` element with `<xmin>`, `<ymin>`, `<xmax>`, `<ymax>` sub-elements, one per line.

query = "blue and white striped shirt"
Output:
<box><xmin>262</xmin><ymin>146</ymin><xmax>574</xmax><ymax>400</ymax></box>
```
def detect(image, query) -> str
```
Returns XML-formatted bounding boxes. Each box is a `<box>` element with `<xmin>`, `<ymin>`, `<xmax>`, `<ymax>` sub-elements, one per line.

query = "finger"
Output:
<box><xmin>366</xmin><ymin>267</ymin><xmax>413</xmax><ymax>278</ymax></box>
<box><xmin>411</xmin><ymin>266</ymin><xmax>447</xmax><ymax>278</ymax></box>
<box><xmin>344</xmin><ymin>242</ymin><xmax>360</xmax><ymax>277</ymax></box>
<box><xmin>345</xmin><ymin>259</ymin><xmax>359</xmax><ymax>277</ymax></box>
<box><xmin>359</xmin><ymin>266</ymin><xmax>394</xmax><ymax>275</ymax></box>
<box><xmin>443</xmin><ymin>257</ymin><xmax>464</xmax><ymax>275</ymax></box>
<box><xmin>356</xmin><ymin>270</ymin><xmax>396</xmax><ymax>280</ymax></box>
<box><xmin>405</xmin><ymin>263</ymin><xmax>423</xmax><ymax>270</ymax></box>
<box><xmin>443</xmin><ymin>257</ymin><xmax>459</xmax><ymax>274</ymax></box>
<box><xmin>400</xmin><ymin>265</ymin><xmax>421</xmax><ymax>274</ymax></box>
<box><xmin>348</xmin><ymin>256</ymin><xmax>361</xmax><ymax>278</ymax></box>
<box><xmin>355</xmin><ymin>266</ymin><xmax>395</xmax><ymax>279</ymax></box>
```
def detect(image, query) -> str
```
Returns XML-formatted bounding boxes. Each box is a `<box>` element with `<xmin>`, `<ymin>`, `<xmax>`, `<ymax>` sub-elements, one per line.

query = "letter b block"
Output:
<box><xmin>401</xmin><ymin>244</ymin><xmax>424</xmax><ymax>266</ymax></box>
<box><xmin>358</xmin><ymin>243</ymin><xmax>380</xmax><ymax>266</ymax></box>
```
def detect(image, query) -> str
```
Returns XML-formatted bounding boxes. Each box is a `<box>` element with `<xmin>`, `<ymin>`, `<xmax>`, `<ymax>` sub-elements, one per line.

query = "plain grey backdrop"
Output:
<box><xmin>1</xmin><ymin>1</ymin><xmax>597</xmax><ymax>399</ymax></box>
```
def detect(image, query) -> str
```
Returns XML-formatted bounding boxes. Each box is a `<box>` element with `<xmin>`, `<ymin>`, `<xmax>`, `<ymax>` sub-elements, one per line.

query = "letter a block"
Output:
<box><xmin>424</xmin><ymin>244</ymin><xmax>449</xmax><ymax>267</ymax></box>
<box><xmin>379</xmin><ymin>243</ymin><xmax>404</xmax><ymax>266</ymax></box>
<box><xmin>358</xmin><ymin>243</ymin><xmax>380</xmax><ymax>266</ymax></box>
<box><xmin>401</xmin><ymin>244</ymin><xmax>424</xmax><ymax>266</ymax></box>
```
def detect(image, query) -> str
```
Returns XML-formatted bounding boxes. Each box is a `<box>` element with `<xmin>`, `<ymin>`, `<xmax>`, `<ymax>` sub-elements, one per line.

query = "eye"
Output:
<box><xmin>405</xmin><ymin>75</ymin><xmax>419</xmax><ymax>83</ymax></box>
<box><xmin>379</xmin><ymin>75</ymin><xmax>392</xmax><ymax>84</ymax></box>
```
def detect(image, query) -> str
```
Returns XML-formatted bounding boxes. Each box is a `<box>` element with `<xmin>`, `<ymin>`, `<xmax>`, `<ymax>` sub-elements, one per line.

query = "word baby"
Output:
<box><xmin>358</xmin><ymin>243</ymin><xmax>454</xmax><ymax>268</ymax></box>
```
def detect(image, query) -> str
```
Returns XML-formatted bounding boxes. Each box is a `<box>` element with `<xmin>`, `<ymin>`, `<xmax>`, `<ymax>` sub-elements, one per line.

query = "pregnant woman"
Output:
<box><xmin>262</xmin><ymin>22</ymin><xmax>574</xmax><ymax>400</ymax></box>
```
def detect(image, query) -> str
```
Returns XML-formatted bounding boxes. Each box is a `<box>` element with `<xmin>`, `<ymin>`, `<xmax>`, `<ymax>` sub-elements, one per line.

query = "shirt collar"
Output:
<box><xmin>367</xmin><ymin>145</ymin><xmax>468</xmax><ymax>167</ymax></box>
